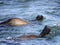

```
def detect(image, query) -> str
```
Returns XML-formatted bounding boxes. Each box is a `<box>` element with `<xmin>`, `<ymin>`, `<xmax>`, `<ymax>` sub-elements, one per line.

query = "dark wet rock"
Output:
<box><xmin>36</xmin><ymin>15</ymin><xmax>44</xmax><ymax>21</ymax></box>
<box><xmin>0</xmin><ymin>18</ymin><xmax>28</xmax><ymax>26</ymax></box>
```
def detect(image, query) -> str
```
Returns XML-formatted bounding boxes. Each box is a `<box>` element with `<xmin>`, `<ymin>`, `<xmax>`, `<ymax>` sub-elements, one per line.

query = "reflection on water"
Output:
<box><xmin>0</xmin><ymin>0</ymin><xmax>60</xmax><ymax>45</ymax></box>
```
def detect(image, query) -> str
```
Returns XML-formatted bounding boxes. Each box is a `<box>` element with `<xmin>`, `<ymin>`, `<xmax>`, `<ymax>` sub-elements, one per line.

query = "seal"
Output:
<box><xmin>36</xmin><ymin>15</ymin><xmax>44</xmax><ymax>21</ymax></box>
<box><xmin>13</xmin><ymin>25</ymin><xmax>51</xmax><ymax>40</ymax></box>
<box><xmin>0</xmin><ymin>18</ymin><xmax>28</xmax><ymax>26</ymax></box>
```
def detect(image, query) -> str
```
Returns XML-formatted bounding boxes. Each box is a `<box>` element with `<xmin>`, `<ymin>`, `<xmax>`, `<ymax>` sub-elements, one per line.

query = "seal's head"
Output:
<box><xmin>0</xmin><ymin>18</ymin><xmax>28</xmax><ymax>26</ymax></box>
<box><xmin>36</xmin><ymin>15</ymin><xmax>44</xmax><ymax>21</ymax></box>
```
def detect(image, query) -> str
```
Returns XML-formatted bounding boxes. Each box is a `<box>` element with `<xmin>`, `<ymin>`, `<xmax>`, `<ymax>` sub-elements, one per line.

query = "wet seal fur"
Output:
<box><xmin>0</xmin><ymin>18</ymin><xmax>28</xmax><ymax>26</ymax></box>
<box><xmin>36</xmin><ymin>15</ymin><xmax>44</xmax><ymax>21</ymax></box>
<box><xmin>12</xmin><ymin>25</ymin><xmax>51</xmax><ymax>40</ymax></box>
<box><xmin>31</xmin><ymin>15</ymin><xmax>44</xmax><ymax>22</ymax></box>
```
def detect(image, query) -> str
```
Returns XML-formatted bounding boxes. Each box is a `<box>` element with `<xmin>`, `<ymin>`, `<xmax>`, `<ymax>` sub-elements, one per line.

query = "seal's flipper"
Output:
<box><xmin>39</xmin><ymin>25</ymin><xmax>51</xmax><ymax>37</ymax></box>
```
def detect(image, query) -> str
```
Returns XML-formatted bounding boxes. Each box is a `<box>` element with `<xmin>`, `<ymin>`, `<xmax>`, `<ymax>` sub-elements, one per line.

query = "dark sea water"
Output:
<box><xmin>0</xmin><ymin>0</ymin><xmax>60</xmax><ymax>45</ymax></box>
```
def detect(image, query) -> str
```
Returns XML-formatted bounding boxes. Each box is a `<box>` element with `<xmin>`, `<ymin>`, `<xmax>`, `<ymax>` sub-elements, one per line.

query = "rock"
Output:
<box><xmin>0</xmin><ymin>18</ymin><xmax>28</xmax><ymax>26</ymax></box>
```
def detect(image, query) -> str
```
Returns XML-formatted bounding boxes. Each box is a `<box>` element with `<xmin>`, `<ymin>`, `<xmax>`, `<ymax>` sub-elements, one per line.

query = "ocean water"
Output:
<box><xmin>0</xmin><ymin>0</ymin><xmax>60</xmax><ymax>45</ymax></box>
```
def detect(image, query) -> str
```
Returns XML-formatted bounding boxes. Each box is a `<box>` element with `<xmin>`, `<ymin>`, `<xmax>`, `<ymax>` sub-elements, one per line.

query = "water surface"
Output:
<box><xmin>0</xmin><ymin>0</ymin><xmax>60</xmax><ymax>45</ymax></box>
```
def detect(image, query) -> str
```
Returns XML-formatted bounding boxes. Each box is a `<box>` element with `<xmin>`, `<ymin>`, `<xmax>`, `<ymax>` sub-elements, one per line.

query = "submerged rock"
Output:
<box><xmin>0</xmin><ymin>18</ymin><xmax>28</xmax><ymax>26</ymax></box>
